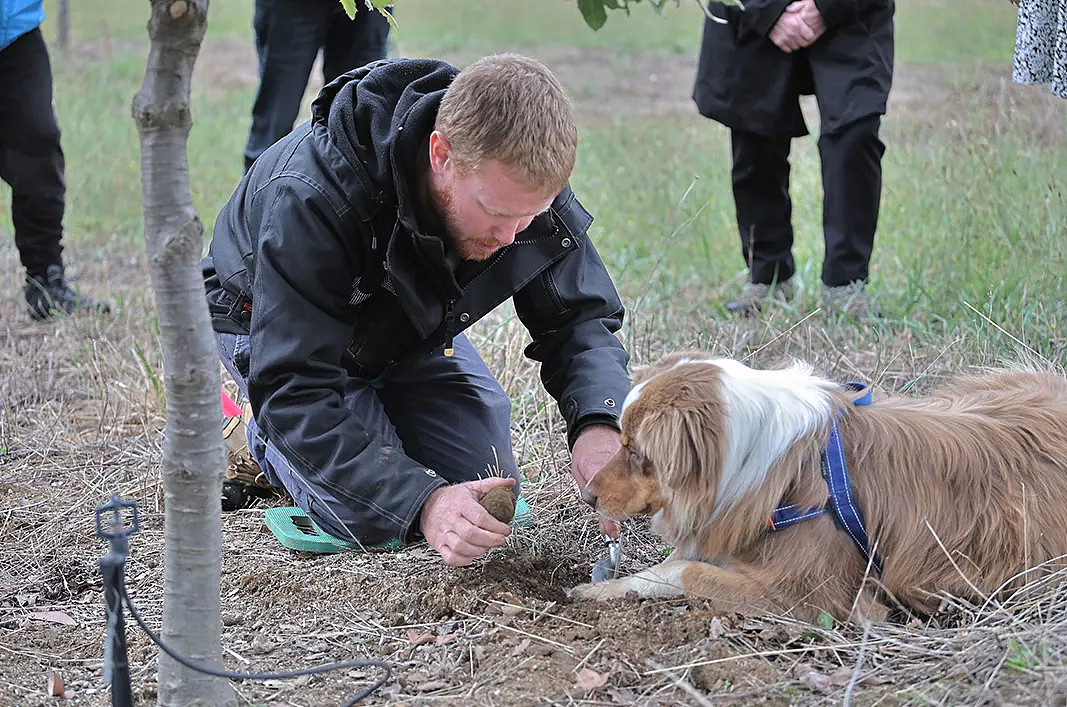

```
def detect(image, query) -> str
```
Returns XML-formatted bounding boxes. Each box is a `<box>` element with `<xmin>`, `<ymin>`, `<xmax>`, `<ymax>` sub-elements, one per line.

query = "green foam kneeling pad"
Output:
<box><xmin>265</xmin><ymin>496</ymin><xmax>535</xmax><ymax>554</ymax></box>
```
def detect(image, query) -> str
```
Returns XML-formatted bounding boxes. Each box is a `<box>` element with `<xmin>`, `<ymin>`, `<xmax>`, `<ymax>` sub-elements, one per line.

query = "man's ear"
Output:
<box><xmin>428</xmin><ymin>130</ymin><xmax>452</xmax><ymax>174</ymax></box>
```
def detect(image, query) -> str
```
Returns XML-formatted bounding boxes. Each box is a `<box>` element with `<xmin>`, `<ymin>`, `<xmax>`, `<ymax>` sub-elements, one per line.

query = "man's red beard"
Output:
<box><xmin>429</xmin><ymin>180</ymin><xmax>500</xmax><ymax>262</ymax></box>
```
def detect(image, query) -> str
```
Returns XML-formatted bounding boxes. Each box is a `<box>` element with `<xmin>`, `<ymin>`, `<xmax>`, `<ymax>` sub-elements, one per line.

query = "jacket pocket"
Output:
<box><xmin>541</xmin><ymin>270</ymin><xmax>571</xmax><ymax>317</ymax></box>
<box><xmin>233</xmin><ymin>335</ymin><xmax>251</xmax><ymax>379</ymax></box>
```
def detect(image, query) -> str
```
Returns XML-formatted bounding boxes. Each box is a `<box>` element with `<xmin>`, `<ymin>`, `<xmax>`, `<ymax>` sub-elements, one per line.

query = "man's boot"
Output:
<box><xmin>221</xmin><ymin>389</ymin><xmax>279</xmax><ymax>511</ymax></box>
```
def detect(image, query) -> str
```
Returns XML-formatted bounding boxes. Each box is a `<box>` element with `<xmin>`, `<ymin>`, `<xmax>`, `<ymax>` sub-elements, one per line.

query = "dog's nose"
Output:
<box><xmin>580</xmin><ymin>487</ymin><xmax>597</xmax><ymax>508</ymax></box>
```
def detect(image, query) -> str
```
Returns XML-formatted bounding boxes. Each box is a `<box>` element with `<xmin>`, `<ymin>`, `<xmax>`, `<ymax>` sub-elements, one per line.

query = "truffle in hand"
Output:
<box><xmin>479</xmin><ymin>487</ymin><xmax>516</xmax><ymax>524</ymax></box>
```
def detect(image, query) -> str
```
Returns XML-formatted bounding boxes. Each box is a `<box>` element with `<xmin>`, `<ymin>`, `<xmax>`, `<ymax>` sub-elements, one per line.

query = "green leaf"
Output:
<box><xmin>1005</xmin><ymin>640</ymin><xmax>1041</xmax><ymax>672</ymax></box>
<box><xmin>816</xmin><ymin>611</ymin><xmax>834</xmax><ymax>631</ymax></box>
<box><xmin>577</xmin><ymin>0</ymin><xmax>609</xmax><ymax>30</ymax></box>
<box><xmin>338</xmin><ymin>0</ymin><xmax>357</xmax><ymax>19</ymax></box>
<box><xmin>371</xmin><ymin>1</ymin><xmax>398</xmax><ymax>29</ymax></box>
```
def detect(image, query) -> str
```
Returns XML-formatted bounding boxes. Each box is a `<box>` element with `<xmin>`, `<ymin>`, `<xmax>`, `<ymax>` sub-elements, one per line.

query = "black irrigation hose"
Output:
<box><xmin>118</xmin><ymin>583</ymin><xmax>391</xmax><ymax>706</ymax></box>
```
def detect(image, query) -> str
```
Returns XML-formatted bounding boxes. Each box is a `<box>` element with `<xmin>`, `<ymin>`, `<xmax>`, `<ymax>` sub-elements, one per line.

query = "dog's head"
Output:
<box><xmin>581</xmin><ymin>353</ymin><xmax>727</xmax><ymax>520</ymax></box>
<box><xmin>581</xmin><ymin>354</ymin><xmax>838</xmax><ymax>522</ymax></box>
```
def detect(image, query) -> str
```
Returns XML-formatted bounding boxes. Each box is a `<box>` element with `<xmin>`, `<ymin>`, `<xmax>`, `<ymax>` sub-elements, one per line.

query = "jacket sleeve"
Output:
<box><xmin>512</xmin><ymin>191</ymin><xmax>631</xmax><ymax>449</ymax></box>
<box><xmin>812</xmin><ymin>0</ymin><xmax>859</xmax><ymax>29</ymax></box>
<box><xmin>246</xmin><ymin>179</ymin><xmax>445</xmax><ymax>544</ymax></box>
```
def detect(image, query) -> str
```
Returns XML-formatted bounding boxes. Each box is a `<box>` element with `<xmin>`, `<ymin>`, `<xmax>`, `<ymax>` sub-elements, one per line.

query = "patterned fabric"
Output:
<box><xmin>1013</xmin><ymin>0</ymin><xmax>1067</xmax><ymax>98</ymax></box>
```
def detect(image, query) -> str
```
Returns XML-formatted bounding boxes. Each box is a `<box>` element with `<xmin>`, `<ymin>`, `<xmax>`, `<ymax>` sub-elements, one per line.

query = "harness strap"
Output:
<box><xmin>767</xmin><ymin>381</ymin><xmax>884</xmax><ymax>574</ymax></box>
<box><xmin>766</xmin><ymin>503</ymin><xmax>828</xmax><ymax>530</ymax></box>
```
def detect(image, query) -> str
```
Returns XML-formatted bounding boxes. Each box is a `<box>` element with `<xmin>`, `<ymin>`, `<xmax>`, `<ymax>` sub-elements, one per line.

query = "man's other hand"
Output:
<box><xmin>571</xmin><ymin>424</ymin><xmax>622</xmax><ymax>539</ymax></box>
<box><xmin>794</xmin><ymin>0</ymin><xmax>826</xmax><ymax>39</ymax></box>
<box><xmin>419</xmin><ymin>476</ymin><xmax>514</xmax><ymax>566</ymax></box>
<box><xmin>769</xmin><ymin>1</ymin><xmax>822</xmax><ymax>53</ymax></box>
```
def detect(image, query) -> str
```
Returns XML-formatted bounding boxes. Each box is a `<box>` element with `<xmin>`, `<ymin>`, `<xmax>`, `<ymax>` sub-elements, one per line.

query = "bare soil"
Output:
<box><xmin>2</xmin><ymin>38</ymin><xmax>1066</xmax><ymax>707</ymax></box>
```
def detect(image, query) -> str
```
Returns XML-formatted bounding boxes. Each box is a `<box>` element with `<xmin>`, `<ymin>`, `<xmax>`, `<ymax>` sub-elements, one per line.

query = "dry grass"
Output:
<box><xmin>1</xmin><ymin>3</ymin><xmax>1064</xmax><ymax>699</ymax></box>
<box><xmin>3</xmin><ymin>252</ymin><xmax>1066</xmax><ymax>705</ymax></box>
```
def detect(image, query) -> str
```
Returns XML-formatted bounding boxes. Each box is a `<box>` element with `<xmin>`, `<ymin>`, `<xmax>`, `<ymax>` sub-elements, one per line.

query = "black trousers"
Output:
<box><xmin>0</xmin><ymin>28</ymin><xmax>65</xmax><ymax>278</ymax></box>
<box><xmin>730</xmin><ymin>115</ymin><xmax>885</xmax><ymax>288</ymax></box>
<box><xmin>243</xmin><ymin>0</ymin><xmax>390</xmax><ymax>171</ymax></box>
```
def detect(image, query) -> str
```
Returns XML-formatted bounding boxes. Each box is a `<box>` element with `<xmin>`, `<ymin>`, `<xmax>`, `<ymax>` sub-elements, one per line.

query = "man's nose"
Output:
<box><xmin>495</xmin><ymin>228</ymin><xmax>517</xmax><ymax>248</ymax></box>
<box><xmin>580</xmin><ymin>487</ymin><xmax>597</xmax><ymax>508</ymax></box>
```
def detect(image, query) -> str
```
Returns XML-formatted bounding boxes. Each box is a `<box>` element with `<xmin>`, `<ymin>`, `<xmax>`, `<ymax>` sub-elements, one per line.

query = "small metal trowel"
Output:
<box><xmin>590</xmin><ymin>533</ymin><xmax>622</xmax><ymax>583</ymax></box>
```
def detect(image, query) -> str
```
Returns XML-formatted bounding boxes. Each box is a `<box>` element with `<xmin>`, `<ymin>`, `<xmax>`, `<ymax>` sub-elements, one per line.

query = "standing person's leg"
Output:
<box><xmin>376</xmin><ymin>334</ymin><xmax>520</xmax><ymax>493</ymax></box>
<box><xmin>727</xmin><ymin>128</ymin><xmax>796</xmax><ymax>315</ymax></box>
<box><xmin>0</xmin><ymin>28</ymin><xmax>107</xmax><ymax>319</ymax></box>
<box><xmin>321</xmin><ymin>3</ymin><xmax>391</xmax><ymax>85</ymax></box>
<box><xmin>0</xmin><ymin>29</ymin><xmax>65</xmax><ymax>279</ymax></box>
<box><xmin>817</xmin><ymin>115</ymin><xmax>884</xmax><ymax>309</ymax></box>
<box><xmin>243</xmin><ymin>0</ymin><xmax>333</xmax><ymax>171</ymax></box>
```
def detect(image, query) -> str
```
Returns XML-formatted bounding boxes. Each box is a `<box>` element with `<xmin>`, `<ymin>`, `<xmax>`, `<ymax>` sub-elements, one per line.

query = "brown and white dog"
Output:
<box><xmin>570</xmin><ymin>354</ymin><xmax>1067</xmax><ymax>622</ymax></box>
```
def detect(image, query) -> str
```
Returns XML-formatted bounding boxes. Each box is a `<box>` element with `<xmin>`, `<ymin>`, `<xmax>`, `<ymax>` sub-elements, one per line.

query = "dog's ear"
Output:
<box><xmin>636</xmin><ymin>404</ymin><xmax>722</xmax><ymax>493</ymax></box>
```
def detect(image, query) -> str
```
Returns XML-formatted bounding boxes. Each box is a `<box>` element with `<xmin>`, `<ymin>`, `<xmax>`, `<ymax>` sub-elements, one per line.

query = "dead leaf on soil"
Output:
<box><xmin>403</xmin><ymin>670</ymin><xmax>431</xmax><ymax>685</ymax></box>
<box><xmin>792</xmin><ymin>663</ymin><xmax>831</xmax><ymax>693</ymax></box>
<box><xmin>830</xmin><ymin>665</ymin><xmax>855</xmax><ymax>685</ymax></box>
<box><xmin>574</xmin><ymin>667</ymin><xmax>611</xmax><ymax>691</ymax></box>
<box><xmin>413</xmin><ymin>679</ymin><xmax>449</xmax><ymax>693</ymax></box>
<box><xmin>406</xmin><ymin>630</ymin><xmax>437</xmax><ymax>646</ymax></box>
<box><xmin>29</xmin><ymin>610</ymin><xmax>76</xmax><ymax>627</ymax></box>
<box><xmin>48</xmin><ymin>671</ymin><xmax>64</xmax><ymax>697</ymax></box>
<box><xmin>510</xmin><ymin>638</ymin><xmax>531</xmax><ymax>656</ymax></box>
<box><xmin>406</xmin><ymin>629</ymin><xmax>457</xmax><ymax>646</ymax></box>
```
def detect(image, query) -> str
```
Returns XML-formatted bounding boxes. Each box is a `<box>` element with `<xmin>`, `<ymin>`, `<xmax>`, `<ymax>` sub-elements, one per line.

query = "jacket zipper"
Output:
<box><xmin>443</xmin><ymin>299</ymin><xmax>457</xmax><ymax>357</ymax></box>
<box><xmin>439</xmin><ymin>228</ymin><xmax>568</xmax><ymax>359</ymax></box>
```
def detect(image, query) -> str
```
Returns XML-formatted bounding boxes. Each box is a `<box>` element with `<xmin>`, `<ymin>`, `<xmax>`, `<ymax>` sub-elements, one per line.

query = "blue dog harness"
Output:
<box><xmin>766</xmin><ymin>383</ymin><xmax>884</xmax><ymax>574</ymax></box>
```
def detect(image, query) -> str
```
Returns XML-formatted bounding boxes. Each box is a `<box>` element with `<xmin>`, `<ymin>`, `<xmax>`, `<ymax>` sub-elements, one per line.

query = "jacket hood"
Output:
<box><xmin>311</xmin><ymin>58</ymin><xmax>459</xmax><ymax>229</ymax></box>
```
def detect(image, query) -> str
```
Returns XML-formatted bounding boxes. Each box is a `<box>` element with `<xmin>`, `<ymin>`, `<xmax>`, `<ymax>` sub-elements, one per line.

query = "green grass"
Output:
<box><xmin>2</xmin><ymin>0</ymin><xmax>1064</xmax><ymax>366</ymax></box>
<box><xmin>39</xmin><ymin>0</ymin><xmax>1017</xmax><ymax>61</ymax></box>
<box><xmin>40</xmin><ymin>0</ymin><xmax>253</xmax><ymax>42</ymax></box>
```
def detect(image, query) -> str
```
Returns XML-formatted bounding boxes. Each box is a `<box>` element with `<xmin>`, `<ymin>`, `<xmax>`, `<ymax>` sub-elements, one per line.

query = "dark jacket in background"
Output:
<box><xmin>693</xmin><ymin>0</ymin><xmax>895</xmax><ymax>137</ymax></box>
<box><xmin>203</xmin><ymin>58</ymin><xmax>630</xmax><ymax>542</ymax></box>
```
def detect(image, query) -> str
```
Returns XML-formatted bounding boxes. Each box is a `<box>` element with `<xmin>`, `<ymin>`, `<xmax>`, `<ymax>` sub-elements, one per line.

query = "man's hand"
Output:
<box><xmin>419</xmin><ymin>476</ymin><xmax>514</xmax><ymax>566</ymax></box>
<box><xmin>769</xmin><ymin>0</ymin><xmax>823</xmax><ymax>53</ymax></box>
<box><xmin>793</xmin><ymin>0</ymin><xmax>826</xmax><ymax>39</ymax></box>
<box><xmin>571</xmin><ymin>424</ymin><xmax>622</xmax><ymax>539</ymax></box>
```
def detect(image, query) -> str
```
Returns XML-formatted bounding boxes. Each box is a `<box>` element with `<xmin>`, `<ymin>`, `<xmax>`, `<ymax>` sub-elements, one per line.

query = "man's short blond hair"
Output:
<box><xmin>435</xmin><ymin>54</ymin><xmax>577</xmax><ymax>195</ymax></box>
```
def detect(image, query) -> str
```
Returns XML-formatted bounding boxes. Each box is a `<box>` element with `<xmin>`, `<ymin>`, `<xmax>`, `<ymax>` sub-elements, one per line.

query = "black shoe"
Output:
<box><xmin>24</xmin><ymin>264</ymin><xmax>111</xmax><ymax>321</ymax></box>
<box><xmin>221</xmin><ymin>480</ymin><xmax>276</xmax><ymax>512</ymax></box>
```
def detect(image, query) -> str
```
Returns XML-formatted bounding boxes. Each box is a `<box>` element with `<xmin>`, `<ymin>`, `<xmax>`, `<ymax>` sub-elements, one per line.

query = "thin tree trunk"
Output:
<box><xmin>131</xmin><ymin>1</ymin><xmax>233</xmax><ymax>704</ymax></box>
<box><xmin>56</xmin><ymin>0</ymin><xmax>70</xmax><ymax>52</ymax></box>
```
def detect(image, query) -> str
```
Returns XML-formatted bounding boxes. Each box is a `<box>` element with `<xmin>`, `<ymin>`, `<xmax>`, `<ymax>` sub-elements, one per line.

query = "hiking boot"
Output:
<box><xmin>820</xmin><ymin>282</ymin><xmax>882</xmax><ymax>319</ymax></box>
<box><xmin>726</xmin><ymin>280</ymin><xmax>794</xmax><ymax>317</ymax></box>
<box><xmin>221</xmin><ymin>389</ymin><xmax>277</xmax><ymax>511</ymax></box>
<box><xmin>24</xmin><ymin>264</ymin><xmax>111</xmax><ymax>321</ymax></box>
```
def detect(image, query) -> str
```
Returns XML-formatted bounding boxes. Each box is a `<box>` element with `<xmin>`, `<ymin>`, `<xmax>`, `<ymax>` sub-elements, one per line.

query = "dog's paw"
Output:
<box><xmin>568</xmin><ymin>580</ymin><xmax>624</xmax><ymax>602</ymax></box>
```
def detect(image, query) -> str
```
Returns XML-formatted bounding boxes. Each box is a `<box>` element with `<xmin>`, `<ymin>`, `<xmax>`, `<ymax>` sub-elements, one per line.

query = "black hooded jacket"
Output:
<box><xmin>202</xmin><ymin>58</ymin><xmax>631</xmax><ymax>543</ymax></box>
<box><xmin>693</xmin><ymin>0</ymin><xmax>894</xmax><ymax>137</ymax></box>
